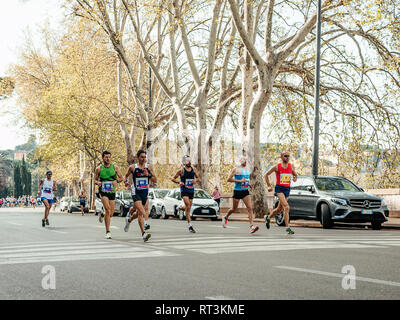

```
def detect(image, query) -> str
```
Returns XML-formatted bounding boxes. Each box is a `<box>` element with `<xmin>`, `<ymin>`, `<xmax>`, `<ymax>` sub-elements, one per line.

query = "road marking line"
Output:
<box><xmin>0</xmin><ymin>244</ymin><xmax>128</xmax><ymax>254</ymax></box>
<box><xmin>45</xmin><ymin>229</ymin><xmax>68</xmax><ymax>234</ymax></box>
<box><xmin>95</xmin><ymin>226</ymin><xmax>119</xmax><ymax>229</ymax></box>
<box><xmin>205</xmin><ymin>296</ymin><xmax>234</xmax><ymax>300</ymax></box>
<box><xmin>168</xmin><ymin>240</ymin><xmax>337</xmax><ymax>249</ymax></box>
<box><xmin>0</xmin><ymin>246</ymin><xmax>149</xmax><ymax>259</ymax></box>
<box><xmin>0</xmin><ymin>250</ymin><xmax>180</xmax><ymax>265</ymax></box>
<box><xmin>207</xmin><ymin>225</ymin><xmax>240</xmax><ymax>229</ymax></box>
<box><xmin>0</xmin><ymin>240</ymin><xmax>95</xmax><ymax>248</ymax></box>
<box><xmin>190</xmin><ymin>243</ymin><xmax>383</xmax><ymax>254</ymax></box>
<box><xmin>7</xmin><ymin>222</ymin><xmax>23</xmax><ymax>226</ymax></box>
<box><xmin>275</xmin><ymin>266</ymin><xmax>400</xmax><ymax>287</ymax></box>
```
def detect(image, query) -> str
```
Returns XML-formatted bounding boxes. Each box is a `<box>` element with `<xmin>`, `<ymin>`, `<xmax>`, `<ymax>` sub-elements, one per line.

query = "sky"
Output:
<box><xmin>0</xmin><ymin>0</ymin><xmax>64</xmax><ymax>150</ymax></box>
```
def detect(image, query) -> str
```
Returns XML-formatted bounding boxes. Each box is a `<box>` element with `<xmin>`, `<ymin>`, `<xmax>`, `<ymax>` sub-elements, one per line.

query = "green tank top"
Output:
<box><xmin>99</xmin><ymin>163</ymin><xmax>117</xmax><ymax>193</ymax></box>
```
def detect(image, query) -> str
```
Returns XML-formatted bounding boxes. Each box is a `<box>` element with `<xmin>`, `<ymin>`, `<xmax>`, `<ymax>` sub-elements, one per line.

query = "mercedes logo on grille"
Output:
<box><xmin>363</xmin><ymin>200</ymin><xmax>370</xmax><ymax>208</ymax></box>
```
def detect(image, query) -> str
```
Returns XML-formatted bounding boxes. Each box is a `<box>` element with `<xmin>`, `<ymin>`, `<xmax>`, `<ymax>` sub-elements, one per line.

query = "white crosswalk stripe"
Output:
<box><xmin>145</xmin><ymin>235</ymin><xmax>400</xmax><ymax>255</ymax></box>
<box><xmin>0</xmin><ymin>240</ymin><xmax>179</xmax><ymax>265</ymax></box>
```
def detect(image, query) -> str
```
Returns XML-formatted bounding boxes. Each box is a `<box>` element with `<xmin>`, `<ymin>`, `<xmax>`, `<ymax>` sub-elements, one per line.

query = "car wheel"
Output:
<box><xmin>371</xmin><ymin>221</ymin><xmax>382</xmax><ymax>230</ymax></box>
<box><xmin>121</xmin><ymin>206</ymin><xmax>128</xmax><ymax>217</ymax></box>
<box><xmin>161</xmin><ymin>207</ymin><xmax>168</xmax><ymax>219</ymax></box>
<box><xmin>179</xmin><ymin>209</ymin><xmax>186</xmax><ymax>221</ymax></box>
<box><xmin>150</xmin><ymin>207</ymin><xmax>158</xmax><ymax>219</ymax></box>
<box><xmin>68</xmin><ymin>207</ymin><xmax>72</xmax><ymax>214</ymax></box>
<box><xmin>275</xmin><ymin>212</ymin><xmax>286</xmax><ymax>226</ymax></box>
<box><xmin>321</xmin><ymin>203</ymin><xmax>334</xmax><ymax>229</ymax></box>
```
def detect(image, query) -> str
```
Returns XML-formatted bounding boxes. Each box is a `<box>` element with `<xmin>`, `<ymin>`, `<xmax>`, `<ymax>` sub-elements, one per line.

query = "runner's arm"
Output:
<box><xmin>148</xmin><ymin>164</ymin><xmax>157</xmax><ymax>184</ymax></box>
<box><xmin>171</xmin><ymin>169</ymin><xmax>183</xmax><ymax>185</ymax></box>
<box><xmin>53</xmin><ymin>180</ymin><xmax>57</xmax><ymax>192</ymax></box>
<box><xmin>264</xmin><ymin>166</ymin><xmax>278</xmax><ymax>189</ymax></box>
<box><xmin>227</xmin><ymin>168</ymin><xmax>244</xmax><ymax>183</ymax></box>
<box><xmin>292</xmin><ymin>165</ymin><xmax>298</xmax><ymax>182</ymax></box>
<box><xmin>37</xmin><ymin>179</ymin><xmax>44</xmax><ymax>195</ymax></box>
<box><xmin>192</xmin><ymin>167</ymin><xmax>200</xmax><ymax>184</ymax></box>
<box><xmin>124</xmin><ymin>166</ymin><xmax>132</xmax><ymax>185</ymax></box>
<box><xmin>94</xmin><ymin>167</ymin><xmax>101</xmax><ymax>187</ymax></box>
<box><xmin>114</xmin><ymin>165</ymin><xmax>124</xmax><ymax>183</ymax></box>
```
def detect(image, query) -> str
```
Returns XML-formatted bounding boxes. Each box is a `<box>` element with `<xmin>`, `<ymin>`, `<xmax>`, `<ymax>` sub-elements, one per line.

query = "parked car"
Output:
<box><xmin>67</xmin><ymin>196</ymin><xmax>89</xmax><ymax>213</ymax></box>
<box><xmin>273</xmin><ymin>175</ymin><xmax>389</xmax><ymax>230</ymax></box>
<box><xmin>114</xmin><ymin>190</ymin><xmax>134</xmax><ymax>217</ymax></box>
<box><xmin>149</xmin><ymin>188</ymin><xmax>171</xmax><ymax>219</ymax></box>
<box><xmin>159</xmin><ymin>188</ymin><xmax>219</xmax><ymax>221</ymax></box>
<box><xmin>59</xmin><ymin>196</ymin><xmax>70</xmax><ymax>212</ymax></box>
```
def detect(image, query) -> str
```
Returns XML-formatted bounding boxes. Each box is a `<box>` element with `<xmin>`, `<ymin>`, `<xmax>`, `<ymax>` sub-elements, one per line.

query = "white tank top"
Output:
<box><xmin>41</xmin><ymin>179</ymin><xmax>54</xmax><ymax>200</ymax></box>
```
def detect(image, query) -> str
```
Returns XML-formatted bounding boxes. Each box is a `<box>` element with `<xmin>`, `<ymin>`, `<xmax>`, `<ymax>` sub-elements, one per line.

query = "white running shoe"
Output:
<box><xmin>142</xmin><ymin>232</ymin><xmax>151</xmax><ymax>242</ymax></box>
<box><xmin>124</xmin><ymin>219</ymin><xmax>130</xmax><ymax>232</ymax></box>
<box><xmin>222</xmin><ymin>216</ymin><xmax>228</xmax><ymax>228</ymax></box>
<box><xmin>105</xmin><ymin>232</ymin><xmax>112</xmax><ymax>239</ymax></box>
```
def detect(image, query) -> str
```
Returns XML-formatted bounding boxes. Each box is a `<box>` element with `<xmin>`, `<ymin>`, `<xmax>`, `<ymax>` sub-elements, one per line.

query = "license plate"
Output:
<box><xmin>202</xmin><ymin>209</ymin><xmax>209</xmax><ymax>213</ymax></box>
<box><xmin>362</xmin><ymin>210</ymin><xmax>373</xmax><ymax>214</ymax></box>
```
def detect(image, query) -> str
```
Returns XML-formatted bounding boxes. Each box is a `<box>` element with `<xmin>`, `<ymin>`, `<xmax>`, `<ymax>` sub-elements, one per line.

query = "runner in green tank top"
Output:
<box><xmin>94</xmin><ymin>151</ymin><xmax>124</xmax><ymax>239</ymax></box>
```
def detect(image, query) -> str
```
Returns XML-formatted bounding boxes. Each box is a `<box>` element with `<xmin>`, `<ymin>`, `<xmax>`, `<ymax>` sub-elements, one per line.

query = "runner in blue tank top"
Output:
<box><xmin>222</xmin><ymin>156</ymin><xmax>259</xmax><ymax>234</ymax></box>
<box><xmin>171</xmin><ymin>155</ymin><xmax>200</xmax><ymax>233</ymax></box>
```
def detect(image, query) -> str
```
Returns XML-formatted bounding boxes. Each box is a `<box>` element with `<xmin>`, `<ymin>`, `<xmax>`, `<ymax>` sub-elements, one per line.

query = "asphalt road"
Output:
<box><xmin>0</xmin><ymin>207</ymin><xmax>399</xmax><ymax>300</ymax></box>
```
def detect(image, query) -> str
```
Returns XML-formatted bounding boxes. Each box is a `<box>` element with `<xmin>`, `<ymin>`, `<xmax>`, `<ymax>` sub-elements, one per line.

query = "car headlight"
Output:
<box><xmin>381</xmin><ymin>199</ymin><xmax>387</xmax><ymax>206</ymax></box>
<box><xmin>331</xmin><ymin>198</ymin><xmax>348</xmax><ymax>206</ymax></box>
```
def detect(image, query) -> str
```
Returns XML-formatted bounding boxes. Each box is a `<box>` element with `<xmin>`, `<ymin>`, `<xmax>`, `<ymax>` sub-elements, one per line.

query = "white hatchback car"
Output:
<box><xmin>159</xmin><ymin>188</ymin><xmax>219</xmax><ymax>221</ymax></box>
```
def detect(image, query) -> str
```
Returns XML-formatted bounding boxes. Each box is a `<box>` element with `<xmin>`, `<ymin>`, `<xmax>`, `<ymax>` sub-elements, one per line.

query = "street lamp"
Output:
<box><xmin>312</xmin><ymin>0</ymin><xmax>322</xmax><ymax>176</ymax></box>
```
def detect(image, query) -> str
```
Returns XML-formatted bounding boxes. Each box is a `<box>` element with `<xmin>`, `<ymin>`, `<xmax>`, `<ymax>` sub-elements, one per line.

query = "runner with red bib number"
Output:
<box><xmin>264</xmin><ymin>152</ymin><xmax>297</xmax><ymax>235</ymax></box>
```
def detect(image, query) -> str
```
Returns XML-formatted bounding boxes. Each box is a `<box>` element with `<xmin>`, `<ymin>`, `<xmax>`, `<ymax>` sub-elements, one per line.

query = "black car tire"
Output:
<box><xmin>161</xmin><ymin>207</ymin><xmax>168</xmax><ymax>219</ymax></box>
<box><xmin>122</xmin><ymin>206</ymin><xmax>128</xmax><ymax>217</ymax></box>
<box><xmin>151</xmin><ymin>207</ymin><xmax>159</xmax><ymax>219</ymax></box>
<box><xmin>178</xmin><ymin>210</ymin><xmax>186</xmax><ymax>220</ymax></box>
<box><xmin>275</xmin><ymin>212</ymin><xmax>286</xmax><ymax>226</ymax></box>
<box><xmin>321</xmin><ymin>203</ymin><xmax>334</xmax><ymax>229</ymax></box>
<box><xmin>68</xmin><ymin>207</ymin><xmax>72</xmax><ymax>214</ymax></box>
<box><xmin>371</xmin><ymin>221</ymin><xmax>382</xmax><ymax>230</ymax></box>
<box><xmin>84</xmin><ymin>208</ymin><xmax>89</xmax><ymax>213</ymax></box>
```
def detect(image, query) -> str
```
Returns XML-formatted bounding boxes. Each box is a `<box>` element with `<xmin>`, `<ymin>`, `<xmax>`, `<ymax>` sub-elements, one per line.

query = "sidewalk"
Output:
<box><xmin>221</xmin><ymin>213</ymin><xmax>400</xmax><ymax>229</ymax></box>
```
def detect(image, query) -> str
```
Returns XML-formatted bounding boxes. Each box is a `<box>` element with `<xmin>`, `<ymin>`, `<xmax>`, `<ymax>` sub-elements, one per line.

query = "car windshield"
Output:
<box><xmin>154</xmin><ymin>189</ymin><xmax>169</xmax><ymax>199</ymax></box>
<box><xmin>71</xmin><ymin>197</ymin><xmax>79</xmax><ymax>202</ymax></box>
<box><xmin>315</xmin><ymin>177</ymin><xmax>361</xmax><ymax>192</ymax></box>
<box><xmin>194</xmin><ymin>190</ymin><xmax>212</xmax><ymax>199</ymax></box>
<box><xmin>122</xmin><ymin>191</ymin><xmax>132</xmax><ymax>200</ymax></box>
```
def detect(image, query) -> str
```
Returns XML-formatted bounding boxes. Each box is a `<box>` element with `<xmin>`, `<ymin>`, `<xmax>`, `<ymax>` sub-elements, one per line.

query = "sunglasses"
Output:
<box><xmin>283</xmin><ymin>155</ymin><xmax>290</xmax><ymax>158</ymax></box>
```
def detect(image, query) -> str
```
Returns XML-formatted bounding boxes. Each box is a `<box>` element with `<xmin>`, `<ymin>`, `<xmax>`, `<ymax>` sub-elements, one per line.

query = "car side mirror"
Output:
<box><xmin>307</xmin><ymin>186</ymin><xmax>315</xmax><ymax>193</ymax></box>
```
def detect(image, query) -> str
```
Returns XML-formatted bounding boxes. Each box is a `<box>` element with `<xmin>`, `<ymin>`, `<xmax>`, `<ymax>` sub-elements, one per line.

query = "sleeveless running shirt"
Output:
<box><xmin>234</xmin><ymin>167</ymin><xmax>250</xmax><ymax>191</ymax></box>
<box><xmin>41</xmin><ymin>179</ymin><xmax>54</xmax><ymax>200</ymax></box>
<box><xmin>131</xmin><ymin>164</ymin><xmax>151</xmax><ymax>195</ymax></box>
<box><xmin>180</xmin><ymin>167</ymin><xmax>195</xmax><ymax>193</ymax></box>
<box><xmin>276</xmin><ymin>163</ymin><xmax>293</xmax><ymax>187</ymax></box>
<box><xmin>99</xmin><ymin>163</ymin><xmax>117</xmax><ymax>193</ymax></box>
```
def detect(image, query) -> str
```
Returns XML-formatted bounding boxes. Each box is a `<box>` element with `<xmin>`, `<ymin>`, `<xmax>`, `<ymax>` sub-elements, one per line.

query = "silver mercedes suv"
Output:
<box><xmin>274</xmin><ymin>175</ymin><xmax>389</xmax><ymax>230</ymax></box>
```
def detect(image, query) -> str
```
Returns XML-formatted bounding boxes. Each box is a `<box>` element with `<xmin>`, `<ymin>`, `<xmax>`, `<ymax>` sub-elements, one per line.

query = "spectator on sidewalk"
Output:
<box><xmin>212</xmin><ymin>186</ymin><xmax>222</xmax><ymax>208</ymax></box>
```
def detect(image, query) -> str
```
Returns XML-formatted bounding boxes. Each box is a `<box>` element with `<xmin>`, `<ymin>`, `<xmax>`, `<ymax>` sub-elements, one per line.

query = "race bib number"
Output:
<box><xmin>185</xmin><ymin>179</ymin><xmax>194</xmax><ymax>189</ymax></box>
<box><xmin>241</xmin><ymin>179</ymin><xmax>250</xmax><ymax>189</ymax></box>
<box><xmin>43</xmin><ymin>187</ymin><xmax>52</xmax><ymax>194</ymax></box>
<box><xmin>136</xmin><ymin>177</ymin><xmax>149</xmax><ymax>190</ymax></box>
<box><xmin>280</xmin><ymin>174</ymin><xmax>292</xmax><ymax>185</ymax></box>
<box><xmin>102</xmin><ymin>181</ymin><xmax>114</xmax><ymax>193</ymax></box>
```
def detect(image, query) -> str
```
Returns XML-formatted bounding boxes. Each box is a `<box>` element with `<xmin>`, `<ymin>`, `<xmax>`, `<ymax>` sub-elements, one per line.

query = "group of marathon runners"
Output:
<box><xmin>36</xmin><ymin>149</ymin><xmax>297</xmax><ymax>241</ymax></box>
<box><xmin>0</xmin><ymin>195</ymin><xmax>37</xmax><ymax>208</ymax></box>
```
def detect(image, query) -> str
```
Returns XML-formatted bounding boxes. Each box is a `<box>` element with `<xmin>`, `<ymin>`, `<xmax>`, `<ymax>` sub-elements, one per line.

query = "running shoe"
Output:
<box><xmin>99</xmin><ymin>213</ymin><xmax>104</xmax><ymax>223</ymax></box>
<box><xmin>124</xmin><ymin>219</ymin><xmax>131</xmax><ymax>232</ymax></box>
<box><xmin>189</xmin><ymin>226</ymin><xmax>196</xmax><ymax>233</ymax></box>
<box><xmin>142</xmin><ymin>232</ymin><xmax>151</xmax><ymax>242</ymax></box>
<box><xmin>250</xmin><ymin>225</ymin><xmax>259</xmax><ymax>234</ymax></box>
<box><xmin>286</xmin><ymin>227</ymin><xmax>295</xmax><ymax>235</ymax></box>
<box><xmin>144</xmin><ymin>224</ymin><xmax>150</xmax><ymax>231</ymax></box>
<box><xmin>264</xmin><ymin>215</ymin><xmax>271</xmax><ymax>229</ymax></box>
<box><xmin>45</xmin><ymin>219</ymin><xmax>49</xmax><ymax>226</ymax></box>
<box><xmin>222</xmin><ymin>216</ymin><xmax>228</xmax><ymax>228</ymax></box>
<box><xmin>42</xmin><ymin>219</ymin><xmax>45</xmax><ymax>227</ymax></box>
<box><xmin>105</xmin><ymin>232</ymin><xmax>112</xmax><ymax>239</ymax></box>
